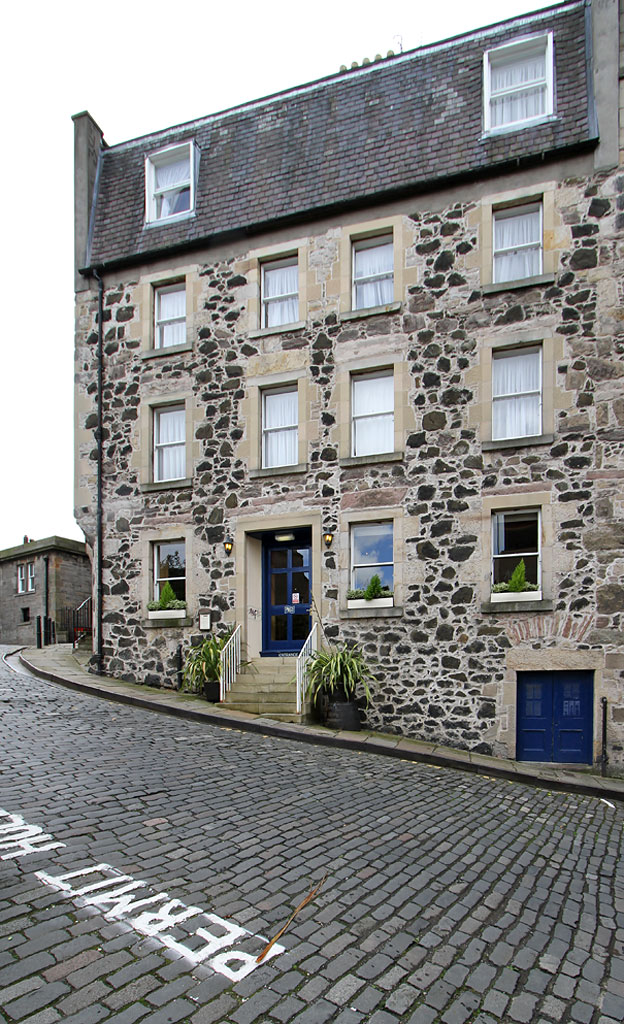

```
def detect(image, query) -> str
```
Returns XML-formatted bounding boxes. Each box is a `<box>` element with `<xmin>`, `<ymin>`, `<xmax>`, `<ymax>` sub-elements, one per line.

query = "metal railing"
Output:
<box><xmin>220</xmin><ymin>625</ymin><xmax>242</xmax><ymax>701</ymax></box>
<box><xmin>296</xmin><ymin>623</ymin><xmax>317</xmax><ymax>713</ymax></box>
<box><xmin>57</xmin><ymin>596</ymin><xmax>93</xmax><ymax>647</ymax></box>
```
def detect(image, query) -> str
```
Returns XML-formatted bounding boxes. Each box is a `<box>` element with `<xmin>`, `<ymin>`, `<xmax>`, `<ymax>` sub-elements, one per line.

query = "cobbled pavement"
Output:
<box><xmin>0</xmin><ymin>645</ymin><xmax>623</xmax><ymax>1024</ymax></box>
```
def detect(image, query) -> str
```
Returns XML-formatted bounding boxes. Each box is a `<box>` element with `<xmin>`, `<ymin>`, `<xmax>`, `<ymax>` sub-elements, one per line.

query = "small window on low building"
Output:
<box><xmin>154</xmin><ymin>541</ymin><xmax>186</xmax><ymax>603</ymax></box>
<box><xmin>492</xmin><ymin>509</ymin><xmax>540</xmax><ymax>596</ymax></box>
<box><xmin>352</xmin><ymin>370</ymin><xmax>394</xmax><ymax>457</ymax></box>
<box><xmin>261</xmin><ymin>258</ymin><xmax>299</xmax><ymax>329</ymax></box>
<box><xmin>351</xmin><ymin>522</ymin><xmax>394</xmax><ymax>593</ymax></box>
<box><xmin>484</xmin><ymin>33</ymin><xmax>553</xmax><ymax>133</ymax></box>
<box><xmin>17</xmin><ymin>565</ymin><xmax>26</xmax><ymax>594</ymax></box>
<box><xmin>492</xmin><ymin>345</ymin><xmax>542</xmax><ymax>440</ymax></box>
<box><xmin>352</xmin><ymin>236</ymin><xmax>394</xmax><ymax>310</ymax></box>
<box><xmin>154</xmin><ymin>284</ymin><xmax>186</xmax><ymax>348</ymax></box>
<box><xmin>493</xmin><ymin>203</ymin><xmax>542</xmax><ymax>283</ymax></box>
<box><xmin>145</xmin><ymin>143</ymin><xmax>194</xmax><ymax>223</ymax></box>
<box><xmin>154</xmin><ymin>405</ymin><xmax>185</xmax><ymax>482</ymax></box>
<box><xmin>27</xmin><ymin>562</ymin><xmax>35</xmax><ymax>592</ymax></box>
<box><xmin>262</xmin><ymin>386</ymin><xmax>298</xmax><ymax>468</ymax></box>
<box><xmin>21</xmin><ymin>607</ymin><xmax>30</xmax><ymax>623</ymax></box>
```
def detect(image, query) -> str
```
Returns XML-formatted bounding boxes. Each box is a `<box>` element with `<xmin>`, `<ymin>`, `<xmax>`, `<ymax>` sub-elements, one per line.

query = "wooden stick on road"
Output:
<box><xmin>255</xmin><ymin>872</ymin><xmax>328</xmax><ymax>963</ymax></box>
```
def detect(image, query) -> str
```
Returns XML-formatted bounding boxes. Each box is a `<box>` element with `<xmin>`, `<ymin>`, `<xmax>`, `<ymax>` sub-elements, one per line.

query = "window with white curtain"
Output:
<box><xmin>154</xmin><ymin>405</ymin><xmax>185</xmax><ymax>481</ymax></box>
<box><xmin>154</xmin><ymin>284</ymin><xmax>186</xmax><ymax>348</ymax></box>
<box><xmin>262</xmin><ymin>386</ymin><xmax>298</xmax><ymax>468</ymax></box>
<box><xmin>154</xmin><ymin>541</ymin><xmax>186</xmax><ymax>602</ymax></box>
<box><xmin>146</xmin><ymin>143</ymin><xmax>194</xmax><ymax>223</ymax></box>
<box><xmin>493</xmin><ymin>204</ymin><xmax>542</xmax><ymax>283</ymax></box>
<box><xmin>492</xmin><ymin>509</ymin><xmax>540</xmax><ymax>590</ymax></box>
<box><xmin>492</xmin><ymin>345</ymin><xmax>542</xmax><ymax>440</ymax></box>
<box><xmin>484</xmin><ymin>34</ymin><xmax>553</xmax><ymax>133</ymax></box>
<box><xmin>352</xmin><ymin>370</ymin><xmax>394</xmax><ymax>457</ymax></box>
<box><xmin>352</xmin><ymin>236</ymin><xmax>394</xmax><ymax>310</ymax></box>
<box><xmin>351</xmin><ymin>522</ymin><xmax>394</xmax><ymax>593</ymax></box>
<box><xmin>17</xmin><ymin>565</ymin><xmax>26</xmax><ymax>594</ymax></box>
<box><xmin>261</xmin><ymin>258</ymin><xmax>298</xmax><ymax>328</ymax></box>
<box><xmin>27</xmin><ymin>562</ymin><xmax>35</xmax><ymax>592</ymax></box>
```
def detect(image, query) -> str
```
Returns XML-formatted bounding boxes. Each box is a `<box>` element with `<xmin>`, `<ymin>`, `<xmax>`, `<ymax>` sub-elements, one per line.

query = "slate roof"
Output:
<box><xmin>86</xmin><ymin>1</ymin><xmax>593</xmax><ymax>270</ymax></box>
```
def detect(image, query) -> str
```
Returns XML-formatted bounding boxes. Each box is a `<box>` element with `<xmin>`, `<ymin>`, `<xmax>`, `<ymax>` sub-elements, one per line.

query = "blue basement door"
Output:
<box><xmin>262</xmin><ymin>535</ymin><xmax>311</xmax><ymax>655</ymax></box>
<box><xmin>516</xmin><ymin>671</ymin><xmax>593</xmax><ymax>764</ymax></box>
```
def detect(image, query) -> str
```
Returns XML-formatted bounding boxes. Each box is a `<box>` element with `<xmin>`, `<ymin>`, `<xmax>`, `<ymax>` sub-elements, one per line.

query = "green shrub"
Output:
<box><xmin>183</xmin><ymin>631</ymin><xmax>232</xmax><ymax>692</ymax></box>
<box><xmin>305</xmin><ymin>644</ymin><xmax>374</xmax><ymax>706</ymax></box>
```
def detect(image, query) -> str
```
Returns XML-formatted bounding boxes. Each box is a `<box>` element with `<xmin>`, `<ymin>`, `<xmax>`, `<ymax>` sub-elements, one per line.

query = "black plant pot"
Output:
<box><xmin>316</xmin><ymin>692</ymin><xmax>361</xmax><ymax>731</ymax></box>
<box><xmin>203</xmin><ymin>679</ymin><xmax>220</xmax><ymax>702</ymax></box>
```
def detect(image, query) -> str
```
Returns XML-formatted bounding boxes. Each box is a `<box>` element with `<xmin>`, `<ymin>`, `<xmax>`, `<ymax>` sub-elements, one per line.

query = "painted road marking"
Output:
<box><xmin>0</xmin><ymin>809</ymin><xmax>66</xmax><ymax>860</ymax></box>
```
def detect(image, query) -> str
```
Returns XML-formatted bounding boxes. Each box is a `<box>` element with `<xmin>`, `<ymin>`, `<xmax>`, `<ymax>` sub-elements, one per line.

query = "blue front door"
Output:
<box><xmin>262</xmin><ymin>535</ymin><xmax>311</xmax><ymax>654</ymax></box>
<box><xmin>517</xmin><ymin>671</ymin><xmax>593</xmax><ymax>764</ymax></box>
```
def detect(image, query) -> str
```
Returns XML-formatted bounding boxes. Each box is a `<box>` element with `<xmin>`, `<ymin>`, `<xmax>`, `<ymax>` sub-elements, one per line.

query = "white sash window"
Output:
<box><xmin>261</xmin><ymin>258</ymin><xmax>298</xmax><ymax>329</ymax></box>
<box><xmin>493</xmin><ymin>204</ymin><xmax>542</xmax><ymax>283</ymax></box>
<box><xmin>154</xmin><ymin>541</ymin><xmax>186</xmax><ymax>602</ymax></box>
<box><xmin>492</xmin><ymin>510</ymin><xmax>540</xmax><ymax>590</ymax></box>
<box><xmin>352</xmin><ymin>370</ymin><xmax>394</xmax><ymax>457</ymax></box>
<box><xmin>262</xmin><ymin>386</ymin><xmax>298</xmax><ymax>468</ymax></box>
<box><xmin>146</xmin><ymin>143</ymin><xmax>194</xmax><ymax>223</ymax></box>
<box><xmin>484</xmin><ymin>34</ymin><xmax>553</xmax><ymax>133</ymax></box>
<box><xmin>351</xmin><ymin>522</ymin><xmax>394</xmax><ymax>592</ymax></box>
<box><xmin>492</xmin><ymin>346</ymin><xmax>542</xmax><ymax>440</ymax></box>
<box><xmin>155</xmin><ymin>284</ymin><xmax>186</xmax><ymax>349</ymax></box>
<box><xmin>154</xmin><ymin>405</ymin><xmax>185</xmax><ymax>481</ymax></box>
<box><xmin>352</xmin><ymin>237</ymin><xmax>394</xmax><ymax>310</ymax></box>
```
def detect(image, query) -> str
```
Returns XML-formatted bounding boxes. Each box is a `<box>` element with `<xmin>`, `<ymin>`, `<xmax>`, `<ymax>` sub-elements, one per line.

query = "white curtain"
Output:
<box><xmin>353</xmin><ymin>243</ymin><xmax>394</xmax><ymax>308</ymax></box>
<box><xmin>493</xmin><ymin>348</ymin><xmax>541</xmax><ymax>439</ymax></box>
<box><xmin>494</xmin><ymin>208</ymin><xmax>541</xmax><ymax>282</ymax></box>
<box><xmin>491</xmin><ymin>54</ymin><xmax>546</xmax><ymax>127</ymax></box>
<box><xmin>155</xmin><ymin>157</ymin><xmax>190</xmax><ymax>218</ymax></box>
<box><xmin>263</xmin><ymin>389</ymin><xmax>298</xmax><ymax>466</ymax></box>
<box><xmin>157</xmin><ymin>287</ymin><xmax>186</xmax><ymax>348</ymax></box>
<box><xmin>156</xmin><ymin>407</ymin><xmax>185</xmax><ymax>480</ymax></box>
<box><xmin>352</xmin><ymin>374</ymin><xmax>394</xmax><ymax>456</ymax></box>
<box><xmin>263</xmin><ymin>264</ymin><xmax>298</xmax><ymax>327</ymax></box>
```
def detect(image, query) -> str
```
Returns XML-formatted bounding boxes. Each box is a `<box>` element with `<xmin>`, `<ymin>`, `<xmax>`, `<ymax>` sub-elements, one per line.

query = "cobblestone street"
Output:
<box><xmin>1</xmin><ymin>646</ymin><xmax>623</xmax><ymax>1024</ymax></box>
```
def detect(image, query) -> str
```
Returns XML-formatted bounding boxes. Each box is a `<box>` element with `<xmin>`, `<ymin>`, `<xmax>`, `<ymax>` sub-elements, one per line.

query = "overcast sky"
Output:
<box><xmin>0</xmin><ymin>0</ymin><xmax>558</xmax><ymax>552</ymax></box>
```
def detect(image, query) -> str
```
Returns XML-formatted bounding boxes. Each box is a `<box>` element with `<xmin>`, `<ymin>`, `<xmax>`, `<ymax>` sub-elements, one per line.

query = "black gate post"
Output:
<box><xmin>601</xmin><ymin>697</ymin><xmax>608</xmax><ymax>777</ymax></box>
<box><xmin>36</xmin><ymin>616</ymin><xmax>42</xmax><ymax>649</ymax></box>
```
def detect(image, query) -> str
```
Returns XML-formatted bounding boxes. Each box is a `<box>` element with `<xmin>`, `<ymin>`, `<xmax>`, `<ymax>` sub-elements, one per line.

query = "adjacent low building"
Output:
<box><xmin>0</xmin><ymin>537</ymin><xmax>91</xmax><ymax>646</ymax></box>
<box><xmin>73</xmin><ymin>0</ymin><xmax>624</xmax><ymax>767</ymax></box>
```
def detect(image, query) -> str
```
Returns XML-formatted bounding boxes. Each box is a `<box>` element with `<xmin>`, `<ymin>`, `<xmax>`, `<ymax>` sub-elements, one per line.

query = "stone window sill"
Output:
<box><xmin>141</xmin><ymin>343</ymin><xmax>193</xmax><ymax>361</ymax></box>
<box><xmin>141</xmin><ymin>478</ymin><xmax>193</xmax><ymax>493</ymax></box>
<box><xmin>339</xmin><ymin>301</ymin><xmax>402</xmax><ymax>322</ymax></box>
<box><xmin>340</xmin><ymin>451</ymin><xmax>403</xmax><ymax>468</ymax></box>
<box><xmin>481</xmin><ymin>115</ymin><xmax>558</xmax><ymax>140</ymax></box>
<box><xmin>480</xmin><ymin>599</ymin><xmax>553</xmax><ymax>614</ymax></box>
<box><xmin>482</xmin><ymin>273</ymin><xmax>555</xmax><ymax>295</ymax></box>
<box><xmin>144</xmin><ymin>211</ymin><xmax>195</xmax><ymax>229</ymax></box>
<box><xmin>143</xmin><ymin>615</ymin><xmax>193</xmax><ymax>628</ymax></box>
<box><xmin>482</xmin><ymin>433</ymin><xmax>554</xmax><ymax>451</ymax></box>
<box><xmin>249</xmin><ymin>463</ymin><xmax>308</xmax><ymax>478</ymax></box>
<box><xmin>340</xmin><ymin>605</ymin><xmax>403</xmax><ymax>620</ymax></box>
<box><xmin>248</xmin><ymin>321</ymin><xmax>306</xmax><ymax>339</ymax></box>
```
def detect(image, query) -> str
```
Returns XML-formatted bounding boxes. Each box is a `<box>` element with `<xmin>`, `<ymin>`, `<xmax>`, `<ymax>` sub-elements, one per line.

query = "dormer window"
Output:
<box><xmin>145</xmin><ymin>143</ymin><xmax>194</xmax><ymax>223</ymax></box>
<box><xmin>484</xmin><ymin>33</ymin><xmax>553</xmax><ymax>133</ymax></box>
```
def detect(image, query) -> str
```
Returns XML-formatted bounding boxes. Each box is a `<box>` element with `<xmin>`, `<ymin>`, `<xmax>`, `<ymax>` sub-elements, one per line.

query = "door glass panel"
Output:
<box><xmin>292</xmin><ymin>548</ymin><xmax>307</xmax><ymax>568</ymax></box>
<box><xmin>271</xmin><ymin>574</ymin><xmax>288</xmax><ymax>605</ymax></box>
<box><xmin>291</xmin><ymin>572</ymin><xmax>310</xmax><ymax>604</ymax></box>
<box><xmin>525</xmin><ymin>682</ymin><xmax>542</xmax><ymax>717</ymax></box>
<box><xmin>271</xmin><ymin>615</ymin><xmax>287</xmax><ymax>641</ymax></box>
<box><xmin>562</xmin><ymin>682</ymin><xmax>581</xmax><ymax>717</ymax></box>
<box><xmin>270</xmin><ymin>550</ymin><xmax>287</xmax><ymax>569</ymax></box>
<box><xmin>292</xmin><ymin>615</ymin><xmax>310</xmax><ymax>641</ymax></box>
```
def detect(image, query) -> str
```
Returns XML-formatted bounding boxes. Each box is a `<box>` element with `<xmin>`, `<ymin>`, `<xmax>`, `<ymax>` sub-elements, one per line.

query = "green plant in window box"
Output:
<box><xmin>346</xmin><ymin>574</ymin><xmax>393</xmax><ymax>602</ymax></box>
<box><xmin>183</xmin><ymin>631</ymin><xmax>232</xmax><ymax>701</ymax></box>
<box><xmin>147</xmin><ymin>581</ymin><xmax>187</xmax><ymax>612</ymax></box>
<box><xmin>491</xmin><ymin>559</ymin><xmax>539</xmax><ymax>595</ymax></box>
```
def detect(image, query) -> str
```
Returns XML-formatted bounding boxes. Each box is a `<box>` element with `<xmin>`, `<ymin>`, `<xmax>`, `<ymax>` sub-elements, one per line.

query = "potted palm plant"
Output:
<box><xmin>183</xmin><ymin>631</ymin><xmax>231</xmax><ymax>701</ymax></box>
<box><xmin>305</xmin><ymin>643</ymin><xmax>374</xmax><ymax>731</ymax></box>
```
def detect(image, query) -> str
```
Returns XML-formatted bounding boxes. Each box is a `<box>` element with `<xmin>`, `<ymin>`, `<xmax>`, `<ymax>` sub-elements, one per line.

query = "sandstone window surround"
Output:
<box><xmin>154</xmin><ymin>282</ymin><xmax>186</xmax><ymax>349</ymax></box>
<box><xmin>145</xmin><ymin>141</ymin><xmax>196</xmax><ymax>225</ymax></box>
<box><xmin>476</xmin><ymin>184</ymin><xmax>557</xmax><ymax>291</ymax></box>
<box><xmin>142</xmin><ymin>528</ymin><xmax>193</xmax><ymax>627</ymax></box>
<box><xmin>339</xmin><ymin>506</ymin><xmax>404</xmax><ymax>619</ymax></box>
<box><xmin>246</xmin><ymin>369</ymin><xmax>309</xmax><ymax>477</ymax></box>
<box><xmin>245</xmin><ymin>240</ymin><xmax>307</xmax><ymax>336</ymax></box>
<box><xmin>336</xmin><ymin>352</ymin><xmax>408</xmax><ymax>467</ymax></box>
<box><xmin>154</xmin><ymin>540</ymin><xmax>186</xmax><ymax>603</ymax></box>
<box><xmin>468</xmin><ymin>328</ymin><xmax>566</xmax><ymax>451</ymax></box>
<box><xmin>480</xmin><ymin>489</ymin><xmax>553</xmax><ymax>613</ymax></box>
<box><xmin>139</xmin><ymin>392</ymin><xmax>194</xmax><ymax>492</ymax></box>
<box><xmin>337</xmin><ymin>217</ymin><xmax>411</xmax><ymax>321</ymax></box>
<box><xmin>483</xmin><ymin>32</ymin><xmax>554</xmax><ymax>135</ymax></box>
<box><xmin>352</xmin><ymin>235</ymin><xmax>394</xmax><ymax>311</ymax></box>
<box><xmin>261</xmin><ymin>257</ymin><xmax>299</xmax><ymax>329</ymax></box>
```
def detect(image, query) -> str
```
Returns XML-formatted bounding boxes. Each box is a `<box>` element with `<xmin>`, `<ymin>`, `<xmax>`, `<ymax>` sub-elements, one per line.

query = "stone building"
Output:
<box><xmin>0</xmin><ymin>537</ymin><xmax>91</xmax><ymax>646</ymax></box>
<box><xmin>74</xmin><ymin>0</ymin><xmax>624</xmax><ymax>766</ymax></box>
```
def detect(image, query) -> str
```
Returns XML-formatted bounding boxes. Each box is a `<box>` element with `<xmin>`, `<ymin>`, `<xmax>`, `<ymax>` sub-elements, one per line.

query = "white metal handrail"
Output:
<box><xmin>220</xmin><ymin>625</ymin><xmax>241</xmax><ymax>701</ymax></box>
<box><xmin>296</xmin><ymin>623</ymin><xmax>318</xmax><ymax>713</ymax></box>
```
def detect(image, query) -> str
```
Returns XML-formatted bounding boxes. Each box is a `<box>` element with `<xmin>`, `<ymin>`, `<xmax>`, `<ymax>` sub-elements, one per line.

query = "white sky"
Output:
<box><xmin>0</xmin><ymin>0</ymin><xmax>557</xmax><ymax>551</ymax></box>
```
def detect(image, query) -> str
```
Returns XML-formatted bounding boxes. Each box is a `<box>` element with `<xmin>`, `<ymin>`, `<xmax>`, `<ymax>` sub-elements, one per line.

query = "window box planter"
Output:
<box><xmin>148</xmin><ymin>608</ymin><xmax>187</xmax><ymax>620</ymax></box>
<box><xmin>490</xmin><ymin>590</ymin><xmax>541</xmax><ymax>604</ymax></box>
<box><xmin>347</xmin><ymin>597</ymin><xmax>394</xmax><ymax>610</ymax></box>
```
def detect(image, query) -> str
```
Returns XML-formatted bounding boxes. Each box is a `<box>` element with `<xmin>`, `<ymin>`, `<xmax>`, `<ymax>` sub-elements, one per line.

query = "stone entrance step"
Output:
<box><xmin>222</xmin><ymin>656</ymin><xmax>306</xmax><ymax>723</ymax></box>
